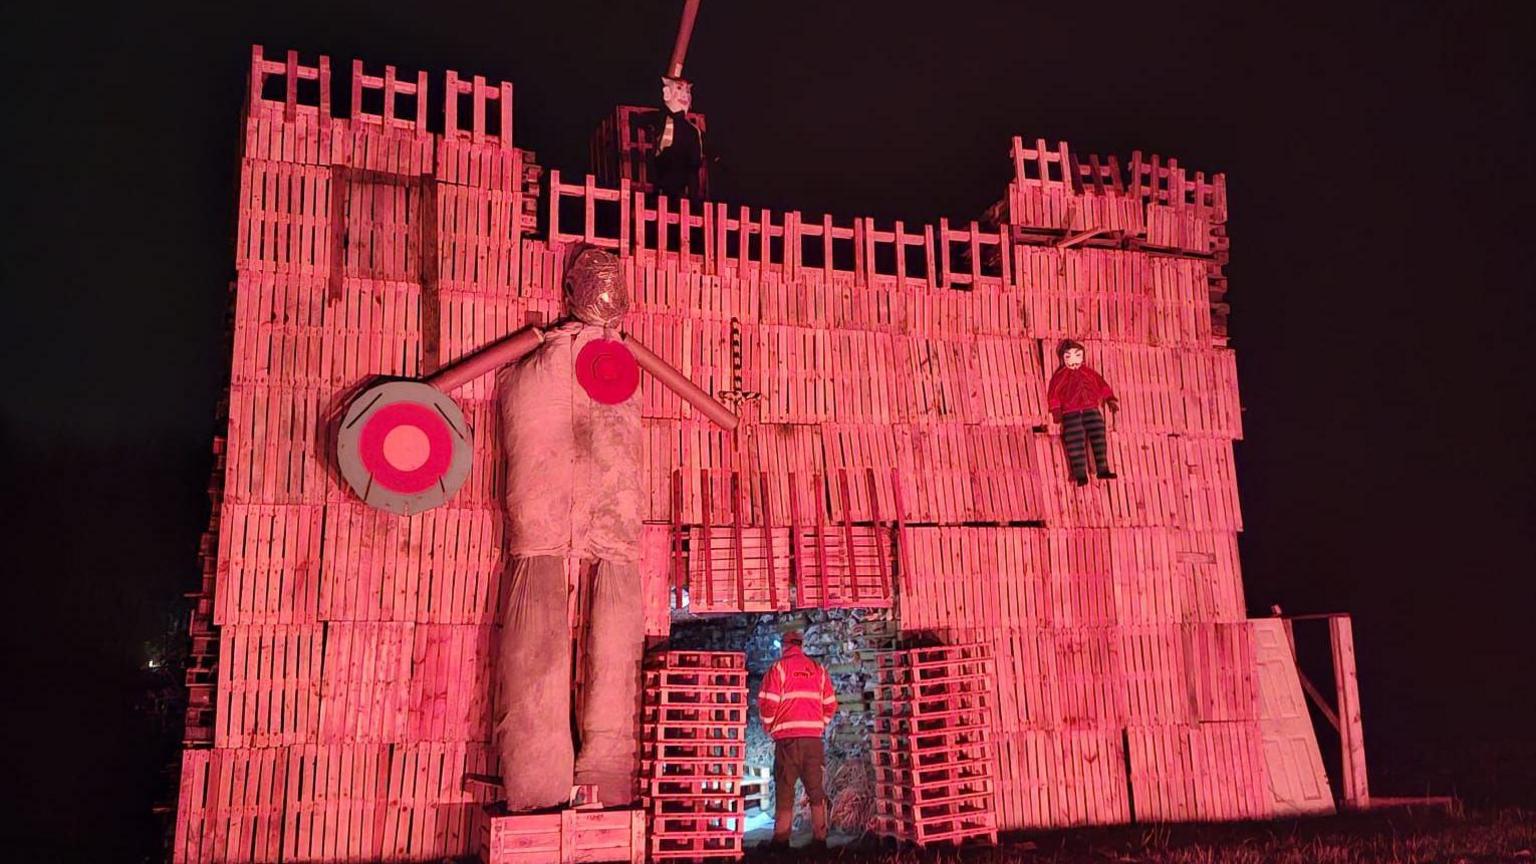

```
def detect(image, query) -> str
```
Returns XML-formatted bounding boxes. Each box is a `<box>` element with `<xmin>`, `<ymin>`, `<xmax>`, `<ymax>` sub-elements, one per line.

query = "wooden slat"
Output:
<box><xmin>1331</xmin><ymin>616</ymin><xmax>1371</xmax><ymax>809</ymax></box>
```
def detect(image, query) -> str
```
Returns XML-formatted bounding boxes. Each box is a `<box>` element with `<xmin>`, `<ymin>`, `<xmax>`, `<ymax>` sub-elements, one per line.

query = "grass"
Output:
<box><xmin>814</xmin><ymin>809</ymin><xmax>1536</xmax><ymax>863</ymax></box>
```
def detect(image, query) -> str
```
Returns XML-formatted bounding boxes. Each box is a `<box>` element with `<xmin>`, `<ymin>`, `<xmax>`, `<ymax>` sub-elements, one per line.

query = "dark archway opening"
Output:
<box><xmin>662</xmin><ymin>608</ymin><xmax>895</xmax><ymax>845</ymax></box>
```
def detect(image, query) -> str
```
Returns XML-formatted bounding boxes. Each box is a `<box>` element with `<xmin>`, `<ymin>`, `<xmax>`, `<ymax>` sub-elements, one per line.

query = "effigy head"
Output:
<box><xmin>662</xmin><ymin>76</ymin><xmax>693</xmax><ymax>113</ymax></box>
<box><xmin>564</xmin><ymin>247</ymin><xmax>630</xmax><ymax>327</ymax></box>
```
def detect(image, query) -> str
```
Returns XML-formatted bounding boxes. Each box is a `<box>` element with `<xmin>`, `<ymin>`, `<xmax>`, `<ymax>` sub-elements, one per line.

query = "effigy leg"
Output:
<box><xmin>496</xmin><ymin>554</ymin><xmax>574</xmax><ymax>810</ymax></box>
<box><xmin>574</xmin><ymin>557</ymin><xmax>644</xmax><ymax>806</ymax></box>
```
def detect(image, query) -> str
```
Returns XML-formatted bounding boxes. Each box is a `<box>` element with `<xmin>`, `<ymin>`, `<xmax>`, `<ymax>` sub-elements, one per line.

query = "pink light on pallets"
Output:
<box><xmin>173</xmin><ymin>42</ymin><xmax>1342</xmax><ymax>860</ymax></box>
<box><xmin>481</xmin><ymin>809</ymin><xmax>646</xmax><ymax>864</ymax></box>
<box><xmin>173</xmin><ymin>742</ymin><xmax>497</xmax><ymax>864</ymax></box>
<box><xmin>671</xmin><ymin>468</ymin><xmax>897</xmax><ymax>613</ymax></box>
<box><xmin>641</xmin><ymin>652</ymin><xmax>748</xmax><ymax>862</ymax></box>
<box><xmin>872</xmin><ymin>643</ymin><xmax>1000</xmax><ymax>848</ymax></box>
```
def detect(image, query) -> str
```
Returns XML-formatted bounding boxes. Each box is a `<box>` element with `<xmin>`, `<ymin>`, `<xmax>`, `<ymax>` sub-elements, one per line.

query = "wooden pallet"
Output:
<box><xmin>649</xmin><ymin>725</ymin><xmax>746</xmax><ymax>744</ymax></box>
<box><xmin>872</xmin><ymin>643</ymin><xmax>1000</xmax><ymax>848</ymax></box>
<box><xmin>482</xmin><ymin>809</ymin><xmax>644</xmax><ymax>864</ymax></box>
<box><xmin>649</xmin><ymin>833</ymin><xmax>742</xmax><ymax>860</ymax></box>
<box><xmin>640</xmin><ymin>763</ymin><xmax>744</xmax><ymax>782</ymax></box>
<box><xmin>876</xmin><ymin>772</ymin><xmax>996</xmax><ymax>799</ymax></box>
<box><xmin>871</xmin><ymin>727</ymin><xmax>990</xmax><ymax>752</ymax></box>
<box><xmin>641</xmin><ymin>651</ymin><xmax>747</xmax><ymax>862</ymax></box>
<box><xmin>641</xmin><ymin>705</ymin><xmax>748</xmax><ymax>727</ymax></box>
<box><xmin>738</xmin><ymin>766</ymin><xmax>769</xmax><ymax>814</ymax></box>
<box><xmin>642</xmin><ymin>779</ymin><xmax>744</xmax><ymax>798</ymax></box>
<box><xmin>644</xmin><ymin>668</ymin><xmax>748</xmax><ymax>688</ymax></box>
<box><xmin>872</xmin><ymin>747</ymin><xmax>995</xmax><ymax>773</ymax></box>
<box><xmin>872</xmin><ymin>811</ymin><xmax>997</xmax><ymax>847</ymax></box>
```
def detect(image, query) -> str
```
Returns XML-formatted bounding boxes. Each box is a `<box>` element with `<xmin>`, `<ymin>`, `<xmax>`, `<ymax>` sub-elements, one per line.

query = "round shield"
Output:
<box><xmin>336</xmin><ymin>381</ymin><xmax>472</xmax><ymax>515</ymax></box>
<box><xmin>575</xmin><ymin>338</ymin><xmax>640</xmax><ymax>404</ymax></box>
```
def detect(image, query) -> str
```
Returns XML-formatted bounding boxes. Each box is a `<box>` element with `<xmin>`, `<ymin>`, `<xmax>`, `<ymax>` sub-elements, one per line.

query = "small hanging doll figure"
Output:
<box><xmin>1047</xmin><ymin>339</ymin><xmax>1120</xmax><ymax>486</ymax></box>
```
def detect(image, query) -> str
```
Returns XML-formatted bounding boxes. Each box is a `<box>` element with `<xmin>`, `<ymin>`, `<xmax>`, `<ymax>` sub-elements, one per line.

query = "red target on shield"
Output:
<box><xmin>337</xmin><ymin>381</ymin><xmax>473</xmax><ymax>515</ymax></box>
<box><xmin>335</xmin><ymin>326</ymin><xmax>547</xmax><ymax>514</ymax></box>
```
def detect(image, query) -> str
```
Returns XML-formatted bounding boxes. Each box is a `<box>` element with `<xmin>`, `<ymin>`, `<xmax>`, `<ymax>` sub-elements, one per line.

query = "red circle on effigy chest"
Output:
<box><xmin>575</xmin><ymin>339</ymin><xmax>640</xmax><ymax>404</ymax></box>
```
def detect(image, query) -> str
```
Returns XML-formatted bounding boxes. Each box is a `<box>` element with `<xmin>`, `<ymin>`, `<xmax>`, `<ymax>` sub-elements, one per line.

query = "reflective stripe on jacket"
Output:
<box><xmin>757</xmin><ymin>646</ymin><xmax>836</xmax><ymax>740</ymax></box>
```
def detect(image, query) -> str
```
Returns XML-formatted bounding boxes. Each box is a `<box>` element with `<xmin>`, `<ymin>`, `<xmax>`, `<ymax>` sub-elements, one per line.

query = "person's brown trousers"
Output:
<box><xmin>772</xmin><ymin>737</ymin><xmax>828</xmax><ymax>841</ymax></box>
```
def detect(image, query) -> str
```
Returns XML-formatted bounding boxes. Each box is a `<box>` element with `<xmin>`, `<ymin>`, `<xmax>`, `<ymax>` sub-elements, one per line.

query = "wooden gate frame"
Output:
<box><xmin>1282</xmin><ymin>613</ymin><xmax>1369</xmax><ymax>810</ymax></box>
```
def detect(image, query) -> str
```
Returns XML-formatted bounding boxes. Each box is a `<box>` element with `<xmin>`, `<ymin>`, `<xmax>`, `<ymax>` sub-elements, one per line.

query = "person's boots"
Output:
<box><xmin>767</xmin><ymin>802</ymin><xmax>793</xmax><ymax>853</ymax></box>
<box><xmin>807</xmin><ymin>801</ymin><xmax>829</xmax><ymax>852</ymax></box>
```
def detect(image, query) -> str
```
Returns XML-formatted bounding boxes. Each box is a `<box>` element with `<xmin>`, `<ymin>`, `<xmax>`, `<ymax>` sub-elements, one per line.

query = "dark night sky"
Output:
<box><xmin>3</xmin><ymin>1</ymin><xmax>1533</xmax><ymax>860</ymax></box>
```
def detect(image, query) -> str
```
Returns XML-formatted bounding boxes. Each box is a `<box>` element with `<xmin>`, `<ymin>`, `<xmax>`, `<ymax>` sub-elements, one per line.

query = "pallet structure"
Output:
<box><xmin>482</xmin><ymin>809</ymin><xmax>645</xmax><ymax>864</ymax></box>
<box><xmin>642</xmin><ymin>652</ymin><xmax>748</xmax><ymax>861</ymax></box>
<box><xmin>170</xmin><ymin>44</ymin><xmax>1364</xmax><ymax>862</ymax></box>
<box><xmin>872</xmin><ymin>644</ymin><xmax>998</xmax><ymax>847</ymax></box>
<box><xmin>675</xmin><ymin>468</ymin><xmax>896</xmax><ymax>615</ymax></box>
<box><xmin>590</xmin><ymin>106</ymin><xmax>710</xmax><ymax>200</ymax></box>
<box><xmin>738</xmin><ymin>766</ymin><xmax>770</xmax><ymax>815</ymax></box>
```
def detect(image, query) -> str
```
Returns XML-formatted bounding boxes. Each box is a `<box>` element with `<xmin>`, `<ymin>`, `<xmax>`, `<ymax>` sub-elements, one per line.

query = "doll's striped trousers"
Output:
<box><xmin>1061</xmin><ymin>408</ymin><xmax>1111</xmax><ymax>481</ymax></box>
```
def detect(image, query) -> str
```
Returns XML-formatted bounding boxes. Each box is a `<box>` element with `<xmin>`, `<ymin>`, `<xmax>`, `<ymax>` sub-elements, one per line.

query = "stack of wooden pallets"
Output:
<box><xmin>642</xmin><ymin>651</ymin><xmax>748</xmax><ymax>861</ymax></box>
<box><xmin>590</xmin><ymin>105</ymin><xmax>710</xmax><ymax>199</ymax></box>
<box><xmin>184</xmin><ymin>438</ymin><xmax>223</xmax><ymax>746</ymax></box>
<box><xmin>872</xmin><ymin>644</ymin><xmax>998</xmax><ymax>848</ymax></box>
<box><xmin>170</xmin><ymin>46</ymin><xmax>520</xmax><ymax>864</ymax></box>
<box><xmin>480</xmin><ymin>809</ymin><xmax>645</xmax><ymax>864</ymax></box>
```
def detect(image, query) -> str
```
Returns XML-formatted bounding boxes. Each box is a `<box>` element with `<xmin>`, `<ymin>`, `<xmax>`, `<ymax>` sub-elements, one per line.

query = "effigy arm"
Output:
<box><xmin>425</xmin><ymin>324</ymin><xmax>545</xmax><ymax>393</ymax></box>
<box><xmin>621</xmin><ymin>332</ymin><xmax>738</xmax><ymax>430</ymax></box>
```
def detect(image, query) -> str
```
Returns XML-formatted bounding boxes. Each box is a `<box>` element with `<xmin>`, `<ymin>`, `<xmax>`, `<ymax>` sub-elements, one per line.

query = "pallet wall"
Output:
<box><xmin>173</xmin><ymin>45</ymin><xmax>1305</xmax><ymax>862</ymax></box>
<box><xmin>173</xmin><ymin>48</ymin><xmax>527</xmax><ymax>864</ymax></box>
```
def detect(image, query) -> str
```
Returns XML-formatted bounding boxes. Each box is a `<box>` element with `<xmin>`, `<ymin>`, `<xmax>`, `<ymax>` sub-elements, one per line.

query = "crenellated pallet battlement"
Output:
<box><xmin>247</xmin><ymin>45</ymin><xmax>513</xmax><ymax>148</ymax></box>
<box><xmin>241</xmin><ymin>45</ymin><xmax>1228</xmax><ymax>338</ymax></box>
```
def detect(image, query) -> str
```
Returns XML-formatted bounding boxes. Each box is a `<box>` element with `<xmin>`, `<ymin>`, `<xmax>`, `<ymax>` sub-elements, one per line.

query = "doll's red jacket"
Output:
<box><xmin>1047</xmin><ymin>366</ymin><xmax>1116</xmax><ymax>417</ymax></box>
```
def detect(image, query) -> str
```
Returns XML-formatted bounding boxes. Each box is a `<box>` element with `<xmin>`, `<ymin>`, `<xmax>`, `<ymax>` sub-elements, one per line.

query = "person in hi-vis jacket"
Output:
<box><xmin>757</xmin><ymin>630</ymin><xmax>836</xmax><ymax>851</ymax></box>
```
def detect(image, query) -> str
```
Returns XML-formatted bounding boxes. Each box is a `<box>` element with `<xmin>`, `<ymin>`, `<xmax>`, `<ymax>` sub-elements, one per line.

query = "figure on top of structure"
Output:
<box><xmin>647</xmin><ymin>0</ymin><xmax>707</xmax><ymax>201</ymax></box>
<box><xmin>649</xmin><ymin>74</ymin><xmax>706</xmax><ymax>201</ymax></box>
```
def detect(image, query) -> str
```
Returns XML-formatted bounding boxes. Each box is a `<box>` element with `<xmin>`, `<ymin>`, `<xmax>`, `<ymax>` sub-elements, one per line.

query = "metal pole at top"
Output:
<box><xmin>667</xmin><ymin>0</ymin><xmax>702</xmax><ymax>78</ymax></box>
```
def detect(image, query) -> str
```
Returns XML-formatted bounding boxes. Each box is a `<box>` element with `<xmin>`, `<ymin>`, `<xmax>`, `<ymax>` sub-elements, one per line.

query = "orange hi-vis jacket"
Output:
<box><xmin>758</xmin><ymin>646</ymin><xmax>837</xmax><ymax>740</ymax></box>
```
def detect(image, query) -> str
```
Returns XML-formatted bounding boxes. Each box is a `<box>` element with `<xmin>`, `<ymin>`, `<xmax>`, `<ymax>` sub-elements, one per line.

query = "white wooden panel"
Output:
<box><xmin>1251</xmin><ymin>619</ymin><xmax>1334</xmax><ymax>816</ymax></box>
